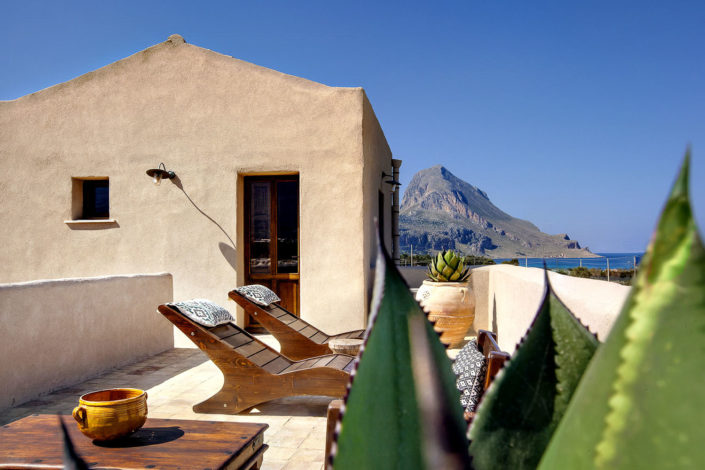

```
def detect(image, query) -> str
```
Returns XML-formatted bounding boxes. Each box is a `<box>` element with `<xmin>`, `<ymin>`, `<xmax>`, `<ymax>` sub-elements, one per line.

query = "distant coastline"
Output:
<box><xmin>493</xmin><ymin>252</ymin><xmax>644</xmax><ymax>270</ymax></box>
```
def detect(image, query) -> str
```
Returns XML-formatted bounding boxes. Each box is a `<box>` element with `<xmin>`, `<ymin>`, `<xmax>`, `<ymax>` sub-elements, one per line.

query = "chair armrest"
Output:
<box><xmin>477</xmin><ymin>329</ymin><xmax>501</xmax><ymax>357</ymax></box>
<box><xmin>485</xmin><ymin>350</ymin><xmax>510</xmax><ymax>389</ymax></box>
<box><xmin>325</xmin><ymin>399</ymin><xmax>344</xmax><ymax>464</ymax></box>
<box><xmin>477</xmin><ymin>329</ymin><xmax>510</xmax><ymax>389</ymax></box>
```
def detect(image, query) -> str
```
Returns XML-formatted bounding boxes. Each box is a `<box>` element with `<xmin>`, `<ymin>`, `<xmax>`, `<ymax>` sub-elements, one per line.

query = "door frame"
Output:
<box><xmin>242</xmin><ymin>173</ymin><xmax>300</xmax><ymax>326</ymax></box>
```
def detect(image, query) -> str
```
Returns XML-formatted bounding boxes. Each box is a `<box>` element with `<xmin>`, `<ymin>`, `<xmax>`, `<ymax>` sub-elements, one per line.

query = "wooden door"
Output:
<box><xmin>244</xmin><ymin>175</ymin><xmax>300</xmax><ymax>329</ymax></box>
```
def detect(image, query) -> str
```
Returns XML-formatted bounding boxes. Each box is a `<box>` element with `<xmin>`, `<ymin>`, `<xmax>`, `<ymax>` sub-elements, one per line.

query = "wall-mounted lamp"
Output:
<box><xmin>382</xmin><ymin>171</ymin><xmax>401</xmax><ymax>187</ymax></box>
<box><xmin>146</xmin><ymin>163</ymin><xmax>176</xmax><ymax>186</ymax></box>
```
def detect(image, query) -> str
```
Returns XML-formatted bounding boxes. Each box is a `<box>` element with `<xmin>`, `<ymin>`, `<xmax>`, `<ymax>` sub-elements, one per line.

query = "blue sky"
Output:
<box><xmin>2</xmin><ymin>0</ymin><xmax>704</xmax><ymax>252</ymax></box>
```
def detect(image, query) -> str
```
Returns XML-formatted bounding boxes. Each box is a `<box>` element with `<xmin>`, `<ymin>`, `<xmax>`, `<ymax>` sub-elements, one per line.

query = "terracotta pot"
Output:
<box><xmin>72</xmin><ymin>388</ymin><xmax>147</xmax><ymax>441</ymax></box>
<box><xmin>416</xmin><ymin>280</ymin><xmax>475</xmax><ymax>348</ymax></box>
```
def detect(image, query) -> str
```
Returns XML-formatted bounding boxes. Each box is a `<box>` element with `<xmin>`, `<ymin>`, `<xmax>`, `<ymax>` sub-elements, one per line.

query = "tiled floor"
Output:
<box><xmin>0</xmin><ymin>339</ymin><xmax>333</xmax><ymax>470</ymax></box>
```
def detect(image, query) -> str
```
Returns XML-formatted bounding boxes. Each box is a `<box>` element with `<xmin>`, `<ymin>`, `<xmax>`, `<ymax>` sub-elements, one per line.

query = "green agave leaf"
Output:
<box><xmin>430</xmin><ymin>262</ymin><xmax>439</xmax><ymax>277</ymax></box>
<box><xmin>437</xmin><ymin>252</ymin><xmax>446</xmax><ymax>268</ymax></box>
<box><xmin>468</xmin><ymin>273</ymin><xmax>598</xmax><ymax>470</ymax></box>
<box><xmin>59</xmin><ymin>417</ymin><xmax>89</xmax><ymax>470</ymax></box>
<box><xmin>442</xmin><ymin>249</ymin><xmax>452</xmax><ymax>265</ymax></box>
<box><xmin>445</xmin><ymin>250</ymin><xmax>460</xmax><ymax>270</ymax></box>
<box><xmin>442</xmin><ymin>264</ymin><xmax>455</xmax><ymax>279</ymax></box>
<box><xmin>332</xmin><ymin>238</ymin><xmax>470</xmax><ymax>469</ymax></box>
<box><xmin>538</xmin><ymin>151</ymin><xmax>705</xmax><ymax>469</ymax></box>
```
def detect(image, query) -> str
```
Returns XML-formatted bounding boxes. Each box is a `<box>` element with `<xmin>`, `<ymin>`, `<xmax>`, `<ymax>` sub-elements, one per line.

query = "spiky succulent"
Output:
<box><xmin>427</xmin><ymin>250</ymin><xmax>470</xmax><ymax>282</ymax></box>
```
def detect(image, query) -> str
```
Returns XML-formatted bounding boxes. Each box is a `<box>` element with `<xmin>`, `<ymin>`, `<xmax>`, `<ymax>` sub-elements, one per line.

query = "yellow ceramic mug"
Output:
<box><xmin>72</xmin><ymin>388</ymin><xmax>148</xmax><ymax>441</ymax></box>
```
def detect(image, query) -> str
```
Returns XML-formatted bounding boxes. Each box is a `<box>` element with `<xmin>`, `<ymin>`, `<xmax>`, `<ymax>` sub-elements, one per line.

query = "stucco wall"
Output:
<box><xmin>471</xmin><ymin>265</ymin><xmax>630</xmax><ymax>353</ymax></box>
<box><xmin>0</xmin><ymin>274</ymin><xmax>173</xmax><ymax>411</ymax></box>
<box><xmin>0</xmin><ymin>35</ymin><xmax>392</xmax><ymax>333</ymax></box>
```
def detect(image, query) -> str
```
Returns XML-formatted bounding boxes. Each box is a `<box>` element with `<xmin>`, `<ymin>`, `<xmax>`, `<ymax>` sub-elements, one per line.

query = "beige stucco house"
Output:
<box><xmin>0</xmin><ymin>34</ymin><xmax>398</xmax><ymax>334</ymax></box>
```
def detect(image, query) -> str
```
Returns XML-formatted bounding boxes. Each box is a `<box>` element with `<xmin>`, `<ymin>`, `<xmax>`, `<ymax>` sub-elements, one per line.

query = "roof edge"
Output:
<box><xmin>1</xmin><ymin>33</ymin><xmax>362</xmax><ymax>103</ymax></box>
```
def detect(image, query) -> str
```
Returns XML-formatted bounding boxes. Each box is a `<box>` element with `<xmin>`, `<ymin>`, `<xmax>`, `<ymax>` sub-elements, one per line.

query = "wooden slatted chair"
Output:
<box><xmin>158</xmin><ymin>304</ymin><xmax>355</xmax><ymax>414</ymax></box>
<box><xmin>228</xmin><ymin>289</ymin><xmax>366</xmax><ymax>360</ymax></box>
<box><xmin>458</xmin><ymin>330</ymin><xmax>510</xmax><ymax>422</ymax></box>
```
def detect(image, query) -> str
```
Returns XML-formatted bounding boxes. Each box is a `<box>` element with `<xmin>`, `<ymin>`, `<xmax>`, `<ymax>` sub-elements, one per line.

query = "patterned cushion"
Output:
<box><xmin>169</xmin><ymin>299</ymin><xmax>233</xmax><ymax>328</ymax></box>
<box><xmin>234</xmin><ymin>284</ymin><xmax>281</xmax><ymax>307</ymax></box>
<box><xmin>453</xmin><ymin>339</ymin><xmax>488</xmax><ymax>414</ymax></box>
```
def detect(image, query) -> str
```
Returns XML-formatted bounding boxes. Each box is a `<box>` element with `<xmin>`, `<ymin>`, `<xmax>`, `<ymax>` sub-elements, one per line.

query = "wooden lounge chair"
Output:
<box><xmin>229</xmin><ymin>289</ymin><xmax>366</xmax><ymax>361</ymax></box>
<box><xmin>158</xmin><ymin>303</ymin><xmax>355</xmax><ymax>414</ymax></box>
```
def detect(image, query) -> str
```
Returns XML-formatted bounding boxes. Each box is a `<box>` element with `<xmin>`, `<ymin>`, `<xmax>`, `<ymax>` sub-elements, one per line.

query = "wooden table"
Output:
<box><xmin>0</xmin><ymin>414</ymin><xmax>268</xmax><ymax>469</ymax></box>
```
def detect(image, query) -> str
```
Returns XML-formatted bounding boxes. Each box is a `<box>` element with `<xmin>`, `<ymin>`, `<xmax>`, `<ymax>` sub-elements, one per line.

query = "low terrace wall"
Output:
<box><xmin>0</xmin><ymin>273</ymin><xmax>173</xmax><ymax>411</ymax></box>
<box><xmin>398</xmin><ymin>266</ymin><xmax>429</xmax><ymax>289</ymax></box>
<box><xmin>471</xmin><ymin>265</ymin><xmax>630</xmax><ymax>354</ymax></box>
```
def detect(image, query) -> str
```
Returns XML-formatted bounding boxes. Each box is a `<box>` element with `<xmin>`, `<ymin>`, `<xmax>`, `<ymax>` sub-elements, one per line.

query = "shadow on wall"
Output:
<box><xmin>492</xmin><ymin>296</ymin><xmax>498</xmax><ymax>334</ymax></box>
<box><xmin>170</xmin><ymin>176</ymin><xmax>237</xmax><ymax>272</ymax></box>
<box><xmin>219</xmin><ymin>243</ymin><xmax>237</xmax><ymax>272</ymax></box>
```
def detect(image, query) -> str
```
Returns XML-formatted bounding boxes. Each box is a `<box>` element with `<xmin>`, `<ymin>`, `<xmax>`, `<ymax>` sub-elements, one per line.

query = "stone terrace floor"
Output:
<box><xmin>0</xmin><ymin>337</ymin><xmax>335</xmax><ymax>470</ymax></box>
<box><xmin>1</xmin><ymin>335</ymin><xmax>469</xmax><ymax>469</ymax></box>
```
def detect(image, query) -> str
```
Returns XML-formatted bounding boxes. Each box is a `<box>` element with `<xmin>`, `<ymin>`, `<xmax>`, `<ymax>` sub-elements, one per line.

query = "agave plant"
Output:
<box><xmin>427</xmin><ymin>250</ymin><xmax>470</xmax><ymax>282</ymax></box>
<box><xmin>331</xmin><ymin>237</ymin><xmax>470</xmax><ymax>470</ymax></box>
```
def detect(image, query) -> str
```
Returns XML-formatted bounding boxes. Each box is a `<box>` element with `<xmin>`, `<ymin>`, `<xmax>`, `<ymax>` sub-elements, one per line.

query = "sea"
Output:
<box><xmin>492</xmin><ymin>253</ymin><xmax>644</xmax><ymax>270</ymax></box>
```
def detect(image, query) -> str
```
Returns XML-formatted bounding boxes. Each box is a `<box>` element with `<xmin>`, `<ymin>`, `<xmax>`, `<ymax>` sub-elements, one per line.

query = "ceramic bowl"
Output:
<box><xmin>72</xmin><ymin>388</ymin><xmax>147</xmax><ymax>441</ymax></box>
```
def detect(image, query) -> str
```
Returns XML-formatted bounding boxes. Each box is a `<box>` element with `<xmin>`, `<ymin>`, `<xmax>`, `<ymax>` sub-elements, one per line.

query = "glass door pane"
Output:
<box><xmin>276</xmin><ymin>181</ymin><xmax>299</xmax><ymax>274</ymax></box>
<box><xmin>250</xmin><ymin>182</ymin><xmax>271</xmax><ymax>274</ymax></box>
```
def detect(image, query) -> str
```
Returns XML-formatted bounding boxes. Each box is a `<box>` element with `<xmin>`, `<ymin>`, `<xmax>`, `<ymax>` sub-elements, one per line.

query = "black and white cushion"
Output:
<box><xmin>169</xmin><ymin>299</ymin><xmax>234</xmax><ymax>328</ymax></box>
<box><xmin>453</xmin><ymin>339</ymin><xmax>488</xmax><ymax>414</ymax></box>
<box><xmin>234</xmin><ymin>285</ymin><xmax>281</xmax><ymax>307</ymax></box>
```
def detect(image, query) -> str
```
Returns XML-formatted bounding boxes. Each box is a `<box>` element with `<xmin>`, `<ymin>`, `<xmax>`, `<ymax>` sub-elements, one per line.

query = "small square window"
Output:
<box><xmin>83</xmin><ymin>180</ymin><xmax>109</xmax><ymax>218</ymax></box>
<box><xmin>72</xmin><ymin>178</ymin><xmax>110</xmax><ymax>220</ymax></box>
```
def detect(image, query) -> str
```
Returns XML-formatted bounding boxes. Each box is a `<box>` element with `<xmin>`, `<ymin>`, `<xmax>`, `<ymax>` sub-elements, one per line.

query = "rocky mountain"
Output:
<box><xmin>400</xmin><ymin>165</ymin><xmax>597</xmax><ymax>258</ymax></box>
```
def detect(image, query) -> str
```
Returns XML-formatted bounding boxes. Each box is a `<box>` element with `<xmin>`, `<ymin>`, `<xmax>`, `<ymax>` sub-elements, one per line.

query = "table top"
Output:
<box><xmin>0</xmin><ymin>414</ymin><xmax>268</xmax><ymax>470</ymax></box>
<box><xmin>328</xmin><ymin>338</ymin><xmax>364</xmax><ymax>355</ymax></box>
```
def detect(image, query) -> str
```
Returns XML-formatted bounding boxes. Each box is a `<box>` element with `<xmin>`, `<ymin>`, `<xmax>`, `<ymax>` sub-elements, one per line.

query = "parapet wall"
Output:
<box><xmin>471</xmin><ymin>265</ymin><xmax>630</xmax><ymax>354</ymax></box>
<box><xmin>0</xmin><ymin>273</ymin><xmax>174</xmax><ymax>411</ymax></box>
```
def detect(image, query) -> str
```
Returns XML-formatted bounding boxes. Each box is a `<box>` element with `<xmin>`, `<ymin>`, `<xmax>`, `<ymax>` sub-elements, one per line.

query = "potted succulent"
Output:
<box><xmin>415</xmin><ymin>250</ymin><xmax>475</xmax><ymax>347</ymax></box>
